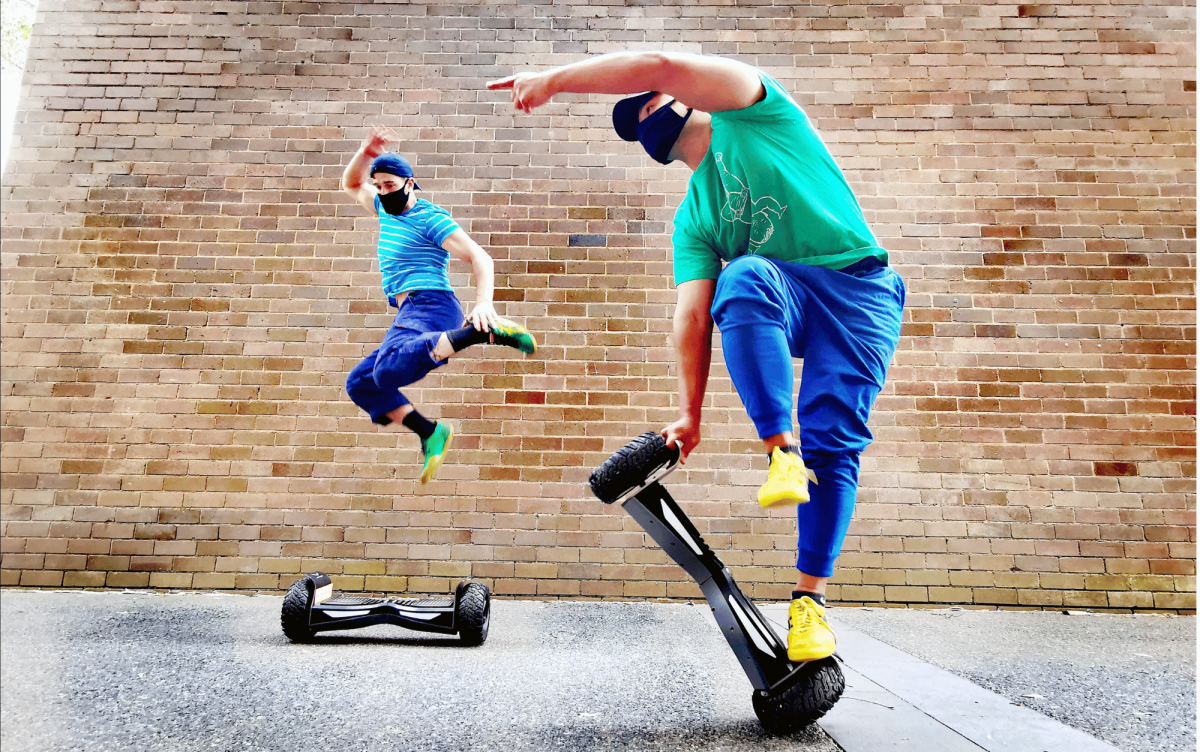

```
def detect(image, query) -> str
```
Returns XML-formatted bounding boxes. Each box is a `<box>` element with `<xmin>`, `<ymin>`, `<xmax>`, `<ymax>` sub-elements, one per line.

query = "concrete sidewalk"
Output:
<box><xmin>826</xmin><ymin>606</ymin><xmax>1194</xmax><ymax>752</ymax></box>
<box><xmin>0</xmin><ymin>590</ymin><xmax>1193</xmax><ymax>752</ymax></box>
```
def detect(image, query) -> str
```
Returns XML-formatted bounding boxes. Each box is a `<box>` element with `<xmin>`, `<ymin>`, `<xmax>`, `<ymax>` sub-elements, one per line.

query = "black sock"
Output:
<box><xmin>446</xmin><ymin>324</ymin><xmax>490</xmax><ymax>353</ymax></box>
<box><xmin>769</xmin><ymin>444</ymin><xmax>802</xmax><ymax>463</ymax></box>
<box><xmin>401</xmin><ymin>410</ymin><xmax>437</xmax><ymax>441</ymax></box>
<box><xmin>791</xmin><ymin>590</ymin><xmax>826</xmax><ymax>607</ymax></box>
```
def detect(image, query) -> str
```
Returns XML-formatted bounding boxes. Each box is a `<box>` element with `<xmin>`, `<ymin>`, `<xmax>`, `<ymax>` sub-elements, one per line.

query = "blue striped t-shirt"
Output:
<box><xmin>374</xmin><ymin>195</ymin><xmax>459</xmax><ymax>297</ymax></box>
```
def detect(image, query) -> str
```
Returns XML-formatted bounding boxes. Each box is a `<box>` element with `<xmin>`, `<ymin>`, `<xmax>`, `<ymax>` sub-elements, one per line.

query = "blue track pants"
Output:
<box><xmin>345</xmin><ymin>290</ymin><xmax>465</xmax><ymax>424</ymax></box>
<box><xmin>710</xmin><ymin>255</ymin><xmax>905</xmax><ymax>577</ymax></box>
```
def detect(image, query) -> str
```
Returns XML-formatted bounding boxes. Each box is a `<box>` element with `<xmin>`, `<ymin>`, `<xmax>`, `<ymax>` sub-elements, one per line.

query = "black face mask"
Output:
<box><xmin>379</xmin><ymin>186</ymin><xmax>410</xmax><ymax>215</ymax></box>
<box><xmin>636</xmin><ymin>99</ymin><xmax>693</xmax><ymax>165</ymax></box>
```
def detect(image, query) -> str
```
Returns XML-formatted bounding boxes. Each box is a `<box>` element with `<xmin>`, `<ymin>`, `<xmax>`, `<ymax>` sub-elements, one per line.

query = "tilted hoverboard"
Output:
<box><xmin>281</xmin><ymin>572</ymin><xmax>490</xmax><ymax>646</ymax></box>
<box><xmin>589</xmin><ymin>432</ymin><xmax>845</xmax><ymax>735</ymax></box>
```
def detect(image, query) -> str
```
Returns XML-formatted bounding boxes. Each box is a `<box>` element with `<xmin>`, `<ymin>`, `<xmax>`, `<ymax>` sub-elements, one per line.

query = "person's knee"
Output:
<box><xmin>802</xmin><ymin>447</ymin><xmax>858</xmax><ymax>469</ymax></box>
<box><xmin>715</xmin><ymin>255</ymin><xmax>776</xmax><ymax>297</ymax></box>
<box><xmin>712</xmin><ymin>256</ymin><xmax>785</xmax><ymax>328</ymax></box>
<box><xmin>345</xmin><ymin>368</ymin><xmax>371</xmax><ymax>408</ymax></box>
<box><xmin>372</xmin><ymin>349</ymin><xmax>408</xmax><ymax>390</ymax></box>
<box><xmin>800</xmin><ymin>447</ymin><xmax>861</xmax><ymax>488</ymax></box>
<box><xmin>345</xmin><ymin>354</ymin><xmax>382</xmax><ymax>405</ymax></box>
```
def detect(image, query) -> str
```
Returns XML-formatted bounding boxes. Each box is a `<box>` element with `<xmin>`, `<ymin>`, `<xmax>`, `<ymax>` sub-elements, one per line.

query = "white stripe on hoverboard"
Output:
<box><xmin>662</xmin><ymin>501</ymin><xmax>703</xmax><ymax>557</ymax></box>
<box><xmin>393</xmin><ymin>608</ymin><xmax>440</xmax><ymax>620</ymax></box>
<box><xmin>743</xmin><ymin>601</ymin><xmax>778</xmax><ymax>647</ymax></box>
<box><xmin>320</xmin><ymin>607</ymin><xmax>443</xmax><ymax>621</ymax></box>
<box><xmin>613</xmin><ymin>448</ymin><xmax>681</xmax><ymax>504</ymax></box>
<box><xmin>727</xmin><ymin>595</ymin><xmax>775</xmax><ymax>657</ymax></box>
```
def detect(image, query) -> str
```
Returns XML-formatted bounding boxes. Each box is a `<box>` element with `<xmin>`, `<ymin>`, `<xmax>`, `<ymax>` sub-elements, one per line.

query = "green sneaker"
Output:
<box><xmin>489</xmin><ymin>318</ymin><xmax>537</xmax><ymax>354</ymax></box>
<box><xmin>419</xmin><ymin>422</ymin><xmax>454</xmax><ymax>484</ymax></box>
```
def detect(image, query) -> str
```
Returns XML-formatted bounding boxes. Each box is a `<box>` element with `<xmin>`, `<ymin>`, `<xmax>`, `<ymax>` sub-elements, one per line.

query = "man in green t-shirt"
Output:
<box><xmin>489</xmin><ymin>52</ymin><xmax>904</xmax><ymax>663</ymax></box>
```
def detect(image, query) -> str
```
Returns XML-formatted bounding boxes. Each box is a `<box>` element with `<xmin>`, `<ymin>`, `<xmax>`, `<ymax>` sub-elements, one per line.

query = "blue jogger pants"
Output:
<box><xmin>345</xmin><ymin>290</ymin><xmax>465</xmax><ymax>424</ymax></box>
<box><xmin>710</xmin><ymin>255</ymin><xmax>905</xmax><ymax>578</ymax></box>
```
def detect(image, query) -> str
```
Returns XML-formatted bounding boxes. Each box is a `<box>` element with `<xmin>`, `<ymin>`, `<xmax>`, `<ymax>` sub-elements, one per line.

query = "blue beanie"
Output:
<box><xmin>370</xmin><ymin>153</ymin><xmax>422</xmax><ymax>190</ymax></box>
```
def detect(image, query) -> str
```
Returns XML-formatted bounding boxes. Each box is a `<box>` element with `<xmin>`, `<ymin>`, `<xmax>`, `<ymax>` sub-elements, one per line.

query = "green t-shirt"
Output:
<box><xmin>672</xmin><ymin>74</ymin><xmax>886</xmax><ymax>285</ymax></box>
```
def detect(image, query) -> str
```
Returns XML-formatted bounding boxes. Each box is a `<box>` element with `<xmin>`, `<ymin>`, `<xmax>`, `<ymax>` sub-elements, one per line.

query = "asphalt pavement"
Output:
<box><xmin>0</xmin><ymin>590</ymin><xmax>1193</xmax><ymax>752</ymax></box>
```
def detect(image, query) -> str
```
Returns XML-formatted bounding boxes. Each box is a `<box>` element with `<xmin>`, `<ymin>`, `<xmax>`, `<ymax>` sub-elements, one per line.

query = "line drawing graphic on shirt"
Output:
<box><xmin>715</xmin><ymin>152</ymin><xmax>786</xmax><ymax>253</ymax></box>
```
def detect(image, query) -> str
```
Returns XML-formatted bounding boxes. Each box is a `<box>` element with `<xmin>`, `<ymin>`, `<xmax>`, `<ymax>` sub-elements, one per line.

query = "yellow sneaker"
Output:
<box><xmin>757</xmin><ymin>447</ymin><xmax>818</xmax><ymax>509</ymax></box>
<box><xmin>787</xmin><ymin>596</ymin><xmax>837</xmax><ymax>662</ymax></box>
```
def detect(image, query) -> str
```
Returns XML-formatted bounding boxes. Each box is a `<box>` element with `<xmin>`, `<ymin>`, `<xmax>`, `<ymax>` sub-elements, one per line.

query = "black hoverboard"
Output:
<box><xmin>280</xmin><ymin>573</ymin><xmax>490</xmax><ymax>646</ymax></box>
<box><xmin>589</xmin><ymin>432</ymin><xmax>845</xmax><ymax>735</ymax></box>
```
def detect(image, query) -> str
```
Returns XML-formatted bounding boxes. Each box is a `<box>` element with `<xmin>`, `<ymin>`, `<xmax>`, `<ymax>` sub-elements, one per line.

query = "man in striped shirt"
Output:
<box><xmin>342</xmin><ymin>125</ymin><xmax>537</xmax><ymax>483</ymax></box>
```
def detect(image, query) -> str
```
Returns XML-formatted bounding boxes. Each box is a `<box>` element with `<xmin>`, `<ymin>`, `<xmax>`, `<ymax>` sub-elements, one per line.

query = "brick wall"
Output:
<box><xmin>1</xmin><ymin>0</ymin><xmax>1194</xmax><ymax>612</ymax></box>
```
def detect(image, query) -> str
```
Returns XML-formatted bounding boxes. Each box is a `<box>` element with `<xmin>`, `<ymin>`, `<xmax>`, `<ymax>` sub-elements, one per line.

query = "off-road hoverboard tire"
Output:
<box><xmin>751</xmin><ymin>656</ymin><xmax>845</xmax><ymax>735</ymax></box>
<box><xmin>281</xmin><ymin>576</ymin><xmax>317</xmax><ymax>643</ymax></box>
<box><xmin>589</xmin><ymin>431</ymin><xmax>679</xmax><ymax>504</ymax></box>
<box><xmin>456</xmin><ymin>581</ymin><xmax>491</xmax><ymax>646</ymax></box>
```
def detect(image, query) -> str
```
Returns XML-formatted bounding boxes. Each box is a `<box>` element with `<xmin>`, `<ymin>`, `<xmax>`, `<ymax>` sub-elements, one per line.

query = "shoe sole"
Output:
<box><xmin>420</xmin><ymin>428</ymin><xmax>454</xmax><ymax>484</ymax></box>
<box><xmin>758</xmin><ymin>491</ymin><xmax>811</xmax><ymax>509</ymax></box>
<box><xmin>787</xmin><ymin>644</ymin><xmax>836</xmax><ymax>662</ymax></box>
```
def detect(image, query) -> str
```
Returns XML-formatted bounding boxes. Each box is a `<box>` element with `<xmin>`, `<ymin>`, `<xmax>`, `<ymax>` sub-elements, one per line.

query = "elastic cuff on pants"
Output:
<box><xmin>756</xmin><ymin>416</ymin><xmax>795</xmax><ymax>442</ymax></box>
<box><xmin>797</xmin><ymin>550</ymin><xmax>837</xmax><ymax>580</ymax></box>
<box><xmin>368</xmin><ymin>397</ymin><xmax>407</xmax><ymax>425</ymax></box>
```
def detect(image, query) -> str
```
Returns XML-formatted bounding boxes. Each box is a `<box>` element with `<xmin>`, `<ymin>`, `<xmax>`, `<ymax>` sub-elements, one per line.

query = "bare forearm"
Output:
<box><xmin>659</xmin><ymin>279</ymin><xmax>716</xmax><ymax>457</ymax></box>
<box><xmin>674</xmin><ymin>308</ymin><xmax>713</xmax><ymax>421</ymax></box>
<box><xmin>471</xmin><ymin>252</ymin><xmax>495</xmax><ymax>306</ymax></box>
<box><xmin>342</xmin><ymin>145</ymin><xmax>375</xmax><ymax>193</ymax></box>
<box><xmin>443</xmin><ymin>230</ymin><xmax>497</xmax><ymax>306</ymax></box>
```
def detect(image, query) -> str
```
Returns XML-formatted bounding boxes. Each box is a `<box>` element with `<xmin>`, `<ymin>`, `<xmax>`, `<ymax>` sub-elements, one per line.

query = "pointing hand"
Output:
<box><xmin>487</xmin><ymin>72</ymin><xmax>555</xmax><ymax>114</ymax></box>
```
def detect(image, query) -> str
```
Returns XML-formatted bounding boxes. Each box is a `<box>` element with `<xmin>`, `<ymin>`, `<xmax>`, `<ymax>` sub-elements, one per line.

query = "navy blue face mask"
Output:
<box><xmin>379</xmin><ymin>185</ymin><xmax>410</xmax><ymax>215</ymax></box>
<box><xmin>636</xmin><ymin>99</ymin><xmax>693</xmax><ymax>165</ymax></box>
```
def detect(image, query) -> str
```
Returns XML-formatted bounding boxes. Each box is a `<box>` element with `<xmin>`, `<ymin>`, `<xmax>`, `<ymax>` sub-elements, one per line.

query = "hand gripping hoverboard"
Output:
<box><xmin>281</xmin><ymin>573</ymin><xmax>490</xmax><ymax>646</ymax></box>
<box><xmin>589</xmin><ymin>432</ymin><xmax>845</xmax><ymax>735</ymax></box>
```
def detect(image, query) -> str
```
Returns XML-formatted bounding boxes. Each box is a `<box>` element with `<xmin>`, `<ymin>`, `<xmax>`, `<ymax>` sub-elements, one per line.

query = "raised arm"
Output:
<box><xmin>661</xmin><ymin>278</ymin><xmax>717</xmax><ymax>460</ymax></box>
<box><xmin>342</xmin><ymin>126</ymin><xmax>399</xmax><ymax>214</ymax></box>
<box><xmin>487</xmin><ymin>51</ymin><xmax>763</xmax><ymax>115</ymax></box>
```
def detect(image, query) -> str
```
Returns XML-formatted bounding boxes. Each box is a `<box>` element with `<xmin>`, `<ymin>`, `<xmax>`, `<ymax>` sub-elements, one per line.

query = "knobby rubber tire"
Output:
<box><xmin>281</xmin><ymin>577</ymin><xmax>316</xmax><ymax>643</ymax></box>
<box><xmin>589</xmin><ymin>431</ymin><xmax>678</xmax><ymax>504</ymax></box>
<box><xmin>457</xmin><ymin>582</ymin><xmax>490</xmax><ymax>646</ymax></box>
<box><xmin>751</xmin><ymin>657</ymin><xmax>845</xmax><ymax>735</ymax></box>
